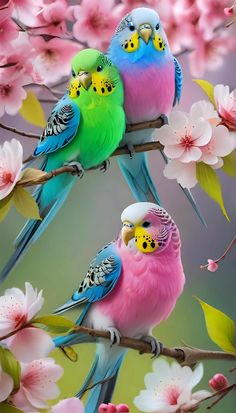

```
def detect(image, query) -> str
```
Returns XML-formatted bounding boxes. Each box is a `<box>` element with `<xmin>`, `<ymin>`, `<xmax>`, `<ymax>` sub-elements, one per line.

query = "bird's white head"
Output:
<box><xmin>121</xmin><ymin>202</ymin><xmax>180</xmax><ymax>254</ymax></box>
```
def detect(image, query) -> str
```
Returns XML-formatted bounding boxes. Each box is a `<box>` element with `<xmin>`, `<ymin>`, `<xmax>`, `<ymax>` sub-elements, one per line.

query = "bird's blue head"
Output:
<box><xmin>108</xmin><ymin>7</ymin><xmax>170</xmax><ymax>69</ymax></box>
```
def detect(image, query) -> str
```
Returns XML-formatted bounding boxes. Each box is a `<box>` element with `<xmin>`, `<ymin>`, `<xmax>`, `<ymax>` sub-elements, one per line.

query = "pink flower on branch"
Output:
<box><xmin>0</xmin><ymin>139</ymin><xmax>23</xmax><ymax>200</ymax></box>
<box><xmin>134</xmin><ymin>359</ymin><xmax>211</xmax><ymax>413</ymax></box>
<box><xmin>30</xmin><ymin>36</ymin><xmax>81</xmax><ymax>84</ymax></box>
<box><xmin>207</xmin><ymin>259</ymin><xmax>219</xmax><ymax>272</ymax></box>
<box><xmin>214</xmin><ymin>84</ymin><xmax>236</xmax><ymax>130</ymax></box>
<box><xmin>0</xmin><ymin>1</ymin><xmax>19</xmax><ymax>53</ymax></box>
<box><xmin>209</xmin><ymin>373</ymin><xmax>229</xmax><ymax>390</ymax></box>
<box><xmin>12</xmin><ymin>358</ymin><xmax>63</xmax><ymax>412</ymax></box>
<box><xmin>0</xmin><ymin>282</ymin><xmax>54</xmax><ymax>362</ymax></box>
<box><xmin>0</xmin><ymin>70</ymin><xmax>27</xmax><ymax>117</ymax></box>
<box><xmin>0</xmin><ymin>363</ymin><xmax>14</xmax><ymax>403</ymax></box>
<box><xmin>31</xmin><ymin>0</ymin><xmax>69</xmax><ymax>37</ymax></box>
<box><xmin>72</xmin><ymin>0</ymin><xmax>122</xmax><ymax>50</ymax></box>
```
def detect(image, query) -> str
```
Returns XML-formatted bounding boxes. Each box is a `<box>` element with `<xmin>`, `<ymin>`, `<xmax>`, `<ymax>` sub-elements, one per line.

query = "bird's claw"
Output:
<box><xmin>142</xmin><ymin>335</ymin><xmax>163</xmax><ymax>358</ymax></box>
<box><xmin>127</xmin><ymin>143</ymin><xmax>135</xmax><ymax>159</ymax></box>
<box><xmin>160</xmin><ymin>114</ymin><xmax>169</xmax><ymax>125</ymax></box>
<box><xmin>64</xmin><ymin>161</ymin><xmax>84</xmax><ymax>178</ymax></box>
<box><xmin>106</xmin><ymin>327</ymin><xmax>121</xmax><ymax>346</ymax></box>
<box><xmin>100</xmin><ymin>159</ymin><xmax>110</xmax><ymax>173</ymax></box>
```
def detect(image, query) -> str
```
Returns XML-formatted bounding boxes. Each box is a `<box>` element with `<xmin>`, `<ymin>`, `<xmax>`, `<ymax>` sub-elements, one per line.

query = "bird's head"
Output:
<box><xmin>69</xmin><ymin>48</ymin><xmax>122</xmax><ymax>99</ymax></box>
<box><xmin>120</xmin><ymin>202</ymin><xmax>180</xmax><ymax>254</ymax></box>
<box><xmin>109</xmin><ymin>7</ymin><xmax>169</xmax><ymax>63</ymax></box>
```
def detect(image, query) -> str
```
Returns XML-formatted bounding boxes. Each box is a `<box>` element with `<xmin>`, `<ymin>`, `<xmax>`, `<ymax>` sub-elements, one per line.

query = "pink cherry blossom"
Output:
<box><xmin>31</xmin><ymin>0</ymin><xmax>68</xmax><ymax>37</ymax></box>
<box><xmin>11</xmin><ymin>0</ymin><xmax>43</xmax><ymax>26</ymax></box>
<box><xmin>209</xmin><ymin>373</ymin><xmax>229</xmax><ymax>390</ymax></box>
<box><xmin>51</xmin><ymin>398</ymin><xmax>84</xmax><ymax>413</ymax></box>
<box><xmin>12</xmin><ymin>358</ymin><xmax>63</xmax><ymax>412</ymax></box>
<box><xmin>0</xmin><ymin>282</ymin><xmax>54</xmax><ymax>362</ymax></box>
<box><xmin>0</xmin><ymin>1</ymin><xmax>19</xmax><ymax>53</ymax></box>
<box><xmin>189</xmin><ymin>32</ymin><xmax>236</xmax><ymax>77</ymax></box>
<box><xmin>0</xmin><ymin>362</ymin><xmax>14</xmax><ymax>402</ymax></box>
<box><xmin>214</xmin><ymin>84</ymin><xmax>236</xmax><ymax>130</ymax></box>
<box><xmin>200</xmin><ymin>124</ymin><xmax>235</xmax><ymax>165</ymax></box>
<box><xmin>72</xmin><ymin>0</ymin><xmax>122</xmax><ymax>50</ymax></box>
<box><xmin>30</xmin><ymin>36</ymin><xmax>81</xmax><ymax>84</ymax></box>
<box><xmin>134</xmin><ymin>359</ymin><xmax>211</xmax><ymax>413</ymax></box>
<box><xmin>207</xmin><ymin>259</ymin><xmax>219</xmax><ymax>272</ymax></box>
<box><xmin>157</xmin><ymin>111</ymin><xmax>212</xmax><ymax>163</ymax></box>
<box><xmin>197</xmin><ymin>0</ymin><xmax>229</xmax><ymax>34</ymax></box>
<box><xmin>0</xmin><ymin>69</ymin><xmax>27</xmax><ymax>117</ymax></box>
<box><xmin>164</xmin><ymin>160</ymin><xmax>197</xmax><ymax>188</ymax></box>
<box><xmin>0</xmin><ymin>139</ymin><xmax>23</xmax><ymax>200</ymax></box>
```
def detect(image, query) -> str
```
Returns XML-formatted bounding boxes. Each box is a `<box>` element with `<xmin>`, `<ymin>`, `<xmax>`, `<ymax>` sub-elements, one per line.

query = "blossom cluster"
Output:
<box><xmin>156</xmin><ymin>83</ymin><xmax>236</xmax><ymax>188</ymax></box>
<box><xmin>0</xmin><ymin>282</ymin><xmax>83</xmax><ymax>413</ymax></box>
<box><xmin>0</xmin><ymin>0</ymin><xmax>235</xmax><ymax>119</ymax></box>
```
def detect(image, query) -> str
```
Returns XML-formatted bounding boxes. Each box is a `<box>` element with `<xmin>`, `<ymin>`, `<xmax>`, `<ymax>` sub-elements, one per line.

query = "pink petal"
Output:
<box><xmin>211</xmin><ymin>125</ymin><xmax>235</xmax><ymax>157</ymax></box>
<box><xmin>157</xmin><ymin>126</ymin><xmax>180</xmax><ymax>145</ymax></box>
<box><xmin>51</xmin><ymin>398</ymin><xmax>84</xmax><ymax>413</ymax></box>
<box><xmin>207</xmin><ymin>259</ymin><xmax>219</xmax><ymax>272</ymax></box>
<box><xmin>191</xmin><ymin>120</ymin><xmax>212</xmax><ymax>146</ymax></box>
<box><xmin>164</xmin><ymin>144</ymin><xmax>185</xmax><ymax>159</ymax></box>
<box><xmin>0</xmin><ymin>370</ymin><xmax>14</xmax><ymax>402</ymax></box>
<box><xmin>8</xmin><ymin>327</ymin><xmax>54</xmax><ymax>362</ymax></box>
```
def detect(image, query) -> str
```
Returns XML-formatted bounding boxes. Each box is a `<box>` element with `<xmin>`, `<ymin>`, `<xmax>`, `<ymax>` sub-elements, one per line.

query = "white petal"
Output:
<box><xmin>51</xmin><ymin>398</ymin><xmax>84</xmax><ymax>413</ymax></box>
<box><xmin>164</xmin><ymin>145</ymin><xmax>185</xmax><ymax>159</ymax></box>
<box><xmin>211</xmin><ymin>125</ymin><xmax>235</xmax><ymax>157</ymax></box>
<box><xmin>179</xmin><ymin>147</ymin><xmax>202</xmax><ymax>163</ymax></box>
<box><xmin>169</xmin><ymin>111</ymin><xmax>189</xmax><ymax>131</ymax></box>
<box><xmin>191</xmin><ymin>119</ymin><xmax>212</xmax><ymax>145</ymax></box>
<box><xmin>25</xmin><ymin>282</ymin><xmax>44</xmax><ymax>321</ymax></box>
<box><xmin>192</xmin><ymin>390</ymin><xmax>212</xmax><ymax>400</ymax></box>
<box><xmin>189</xmin><ymin>363</ymin><xmax>203</xmax><ymax>388</ymax></box>
<box><xmin>134</xmin><ymin>391</ymin><xmax>168</xmax><ymax>413</ymax></box>
<box><xmin>190</xmin><ymin>101</ymin><xmax>218</xmax><ymax>121</ymax></box>
<box><xmin>157</xmin><ymin>126</ymin><xmax>180</xmax><ymax>145</ymax></box>
<box><xmin>177</xmin><ymin>387</ymin><xmax>192</xmax><ymax>405</ymax></box>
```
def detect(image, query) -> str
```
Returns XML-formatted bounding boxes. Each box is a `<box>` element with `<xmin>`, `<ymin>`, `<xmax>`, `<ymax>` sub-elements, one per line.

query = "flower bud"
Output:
<box><xmin>209</xmin><ymin>373</ymin><xmax>229</xmax><ymax>391</ymax></box>
<box><xmin>207</xmin><ymin>259</ymin><xmax>218</xmax><ymax>272</ymax></box>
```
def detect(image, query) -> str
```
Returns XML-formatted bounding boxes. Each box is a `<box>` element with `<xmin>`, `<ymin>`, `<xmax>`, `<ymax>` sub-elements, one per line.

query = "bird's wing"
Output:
<box><xmin>54</xmin><ymin>241</ymin><xmax>122</xmax><ymax>313</ymax></box>
<box><xmin>173</xmin><ymin>57</ymin><xmax>183</xmax><ymax>106</ymax></box>
<box><xmin>33</xmin><ymin>94</ymin><xmax>80</xmax><ymax>156</ymax></box>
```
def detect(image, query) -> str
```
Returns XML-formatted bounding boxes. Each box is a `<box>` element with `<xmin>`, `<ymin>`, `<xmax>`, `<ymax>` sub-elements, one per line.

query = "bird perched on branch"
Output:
<box><xmin>53</xmin><ymin>202</ymin><xmax>185</xmax><ymax>413</ymax></box>
<box><xmin>108</xmin><ymin>7</ymin><xmax>205</xmax><ymax>224</ymax></box>
<box><xmin>0</xmin><ymin>48</ymin><xmax>125</xmax><ymax>283</ymax></box>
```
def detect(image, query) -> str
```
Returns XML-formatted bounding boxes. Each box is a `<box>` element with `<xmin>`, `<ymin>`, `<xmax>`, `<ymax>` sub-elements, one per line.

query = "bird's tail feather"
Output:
<box><xmin>160</xmin><ymin>150</ymin><xmax>206</xmax><ymax>227</ymax></box>
<box><xmin>77</xmin><ymin>345</ymin><xmax>126</xmax><ymax>413</ymax></box>
<box><xmin>0</xmin><ymin>173</ymin><xmax>74</xmax><ymax>283</ymax></box>
<box><xmin>118</xmin><ymin>152</ymin><xmax>161</xmax><ymax>205</ymax></box>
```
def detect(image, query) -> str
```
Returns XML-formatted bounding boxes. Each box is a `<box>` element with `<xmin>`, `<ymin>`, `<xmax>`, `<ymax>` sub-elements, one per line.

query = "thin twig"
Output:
<box><xmin>200</xmin><ymin>236</ymin><xmax>236</xmax><ymax>270</ymax></box>
<box><xmin>0</xmin><ymin>123</ymin><xmax>39</xmax><ymax>139</ymax></box>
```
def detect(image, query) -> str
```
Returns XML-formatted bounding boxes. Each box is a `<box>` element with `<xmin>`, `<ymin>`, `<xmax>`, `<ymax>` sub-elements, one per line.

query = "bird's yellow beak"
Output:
<box><xmin>138</xmin><ymin>23</ymin><xmax>152</xmax><ymax>44</ymax></box>
<box><xmin>121</xmin><ymin>223</ymin><xmax>135</xmax><ymax>246</ymax></box>
<box><xmin>78</xmin><ymin>71</ymin><xmax>92</xmax><ymax>90</ymax></box>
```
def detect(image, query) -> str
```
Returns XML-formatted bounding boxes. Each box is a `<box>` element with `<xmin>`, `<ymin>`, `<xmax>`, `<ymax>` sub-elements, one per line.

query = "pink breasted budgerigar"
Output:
<box><xmin>54</xmin><ymin>202</ymin><xmax>185</xmax><ymax>413</ymax></box>
<box><xmin>108</xmin><ymin>7</ymin><xmax>206</xmax><ymax>225</ymax></box>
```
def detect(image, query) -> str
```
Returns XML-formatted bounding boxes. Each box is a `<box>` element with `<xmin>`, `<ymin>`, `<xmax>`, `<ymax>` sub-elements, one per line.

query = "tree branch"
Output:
<box><xmin>71</xmin><ymin>325</ymin><xmax>236</xmax><ymax>366</ymax></box>
<box><xmin>200</xmin><ymin>236</ymin><xmax>236</xmax><ymax>270</ymax></box>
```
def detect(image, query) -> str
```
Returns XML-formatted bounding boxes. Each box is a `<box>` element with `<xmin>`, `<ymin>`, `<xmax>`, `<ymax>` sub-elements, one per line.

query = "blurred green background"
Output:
<box><xmin>0</xmin><ymin>48</ymin><xmax>236</xmax><ymax>413</ymax></box>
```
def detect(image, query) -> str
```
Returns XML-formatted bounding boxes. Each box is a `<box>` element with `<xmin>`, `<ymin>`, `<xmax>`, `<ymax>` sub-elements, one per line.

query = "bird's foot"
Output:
<box><xmin>64</xmin><ymin>161</ymin><xmax>84</xmax><ymax>178</ymax></box>
<box><xmin>160</xmin><ymin>114</ymin><xmax>169</xmax><ymax>125</ymax></box>
<box><xmin>127</xmin><ymin>143</ymin><xmax>135</xmax><ymax>159</ymax></box>
<box><xmin>100</xmin><ymin>159</ymin><xmax>110</xmax><ymax>173</ymax></box>
<box><xmin>142</xmin><ymin>335</ymin><xmax>163</xmax><ymax>358</ymax></box>
<box><xmin>106</xmin><ymin>327</ymin><xmax>121</xmax><ymax>346</ymax></box>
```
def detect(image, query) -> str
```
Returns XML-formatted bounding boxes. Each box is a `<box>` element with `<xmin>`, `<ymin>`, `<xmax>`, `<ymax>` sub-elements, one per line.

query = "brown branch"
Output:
<box><xmin>200</xmin><ymin>236</ymin><xmax>236</xmax><ymax>270</ymax></box>
<box><xmin>0</xmin><ymin>123</ymin><xmax>39</xmax><ymax>139</ymax></box>
<box><xmin>71</xmin><ymin>325</ymin><xmax>236</xmax><ymax>366</ymax></box>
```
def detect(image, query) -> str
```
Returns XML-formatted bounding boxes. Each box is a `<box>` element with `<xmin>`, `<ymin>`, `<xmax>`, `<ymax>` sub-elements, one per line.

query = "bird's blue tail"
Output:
<box><xmin>0</xmin><ymin>160</ymin><xmax>75</xmax><ymax>283</ymax></box>
<box><xmin>77</xmin><ymin>344</ymin><xmax>126</xmax><ymax>413</ymax></box>
<box><xmin>118</xmin><ymin>152</ymin><xmax>161</xmax><ymax>204</ymax></box>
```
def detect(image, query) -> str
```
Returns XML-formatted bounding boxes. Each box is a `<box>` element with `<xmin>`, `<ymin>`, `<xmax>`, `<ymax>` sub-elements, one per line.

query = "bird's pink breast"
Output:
<box><xmin>121</xmin><ymin>60</ymin><xmax>175</xmax><ymax>124</ymax></box>
<box><xmin>93</xmin><ymin>242</ymin><xmax>185</xmax><ymax>337</ymax></box>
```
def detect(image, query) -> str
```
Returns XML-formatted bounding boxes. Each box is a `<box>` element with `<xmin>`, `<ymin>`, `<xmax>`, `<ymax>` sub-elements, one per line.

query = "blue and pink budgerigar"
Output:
<box><xmin>108</xmin><ymin>7</ymin><xmax>205</xmax><ymax>224</ymax></box>
<box><xmin>54</xmin><ymin>202</ymin><xmax>185</xmax><ymax>413</ymax></box>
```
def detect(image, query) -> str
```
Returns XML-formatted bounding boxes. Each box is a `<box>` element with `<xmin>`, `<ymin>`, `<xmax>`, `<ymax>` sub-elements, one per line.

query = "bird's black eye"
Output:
<box><xmin>97</xmin><ymin>65</ymin><xmax>103</xmax><ymax>72</ymax></box>
<box><xmin>142</xmin><ymin>221</ymin><xmax>151</xmax><ymax>228</ymax></box>
<box><xmin>156</xmin><ymin>23</ymin><xmax>160</xmax><ymax>30</ymax></box>
<box><xmin>71</xmin><ymin>69</ymin><xmax>76</xmax><ymax>77</ymax></box>
<box><xmin>128</xmin><ymin>22</ymin><xmax>135</xmax><ymax>31</ymax></box>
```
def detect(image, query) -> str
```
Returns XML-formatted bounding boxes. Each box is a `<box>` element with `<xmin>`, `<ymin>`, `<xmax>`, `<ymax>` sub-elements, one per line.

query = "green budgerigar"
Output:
<box><xmin>0</xmin><ymin>48</ymin><xmax>125</xmax><ymax>282</ymax></box>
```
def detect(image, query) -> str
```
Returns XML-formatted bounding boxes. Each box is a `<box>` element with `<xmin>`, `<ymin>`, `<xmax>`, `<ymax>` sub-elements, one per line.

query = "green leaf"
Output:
<box><xmin>0</xmin><ymin>403</ymin><xmax>24</xmax><ymax>413</ymax></box>
<box><xmin>12</xmin><ymin>187</ymin><xmax>41</xmax><ymax>220</ymax></box>
<box><xmin>19</xmin><ymin>91</ymin><xmax>46</xmax><ymax>128</ymax></box>
<box><xmin>196</xmin><ymin>297</ymin><xmax>235</xmax><ymax>354</ymax></box>
<box><xmin>196</xmin><ymin>162</ymin><xmax>230</xmax><ymax>221</ymax></box>
<box><xmin>0</xmin><ymin>193</ymin><xmax>13</xmax><ymax>222</ymax></box>
<box><xmin>222</xmin><ymin>153</ymin><xmax>236</xmax><ymax>177</ymax></box>
<box><xmin>194</xmin><ymin>79</ymin><xmax>215</xmax><ymax>106</ymax></box>
<box><xmin>0</xmin><ymin>347</ymin><xmax>21</xmax><ymax>391</ymax></box>
<box><xmin>18</xmin><ymin>168</ymin><xmax>47</xmax><ymax>185</ymax></box>
<box><xmin>33</xmin><ymin>315</ymin><xmax>75</xmax><ymax>334</ymax></box>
